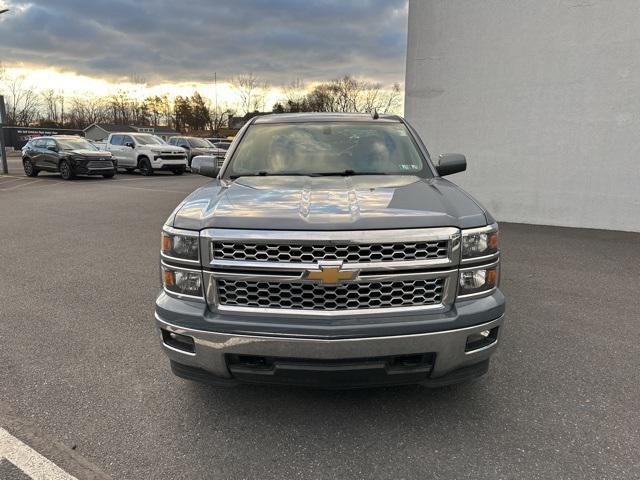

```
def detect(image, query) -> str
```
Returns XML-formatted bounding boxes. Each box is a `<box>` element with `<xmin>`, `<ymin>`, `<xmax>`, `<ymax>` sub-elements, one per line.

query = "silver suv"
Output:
<box><xmin>155</xmin><ymin>113</ymin><xmax>504</xmax><ymax>388</ymax></box>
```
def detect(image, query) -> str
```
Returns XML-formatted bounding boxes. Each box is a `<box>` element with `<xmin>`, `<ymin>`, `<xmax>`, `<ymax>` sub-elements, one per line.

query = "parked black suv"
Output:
<box><xmin>22</xmin><ymin>136</ymin><xmax>116</xmax><ymax>180</ymax></box>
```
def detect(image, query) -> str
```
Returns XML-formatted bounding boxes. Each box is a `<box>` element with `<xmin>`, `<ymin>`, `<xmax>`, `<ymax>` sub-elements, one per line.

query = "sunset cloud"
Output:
<box><xmin>0</xmin><ymin>0</ymin><xmax>408</xmax><ymax>87</ymax></box>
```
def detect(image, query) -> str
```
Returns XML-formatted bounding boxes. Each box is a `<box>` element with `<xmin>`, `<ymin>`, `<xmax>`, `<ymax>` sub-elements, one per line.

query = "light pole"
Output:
<box><xmin>0</xmin><ymin>95</ymin><xmax>8</xmax><ymax>174</ymax></box>
<box><xmin>1</xmin><ymin>8</ymin><xmax>11</xmax><ymax>174</ymax></box>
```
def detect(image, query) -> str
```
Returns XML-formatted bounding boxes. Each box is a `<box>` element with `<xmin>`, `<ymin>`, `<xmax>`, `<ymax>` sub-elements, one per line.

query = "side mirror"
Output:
<box><xmin>191</xmin><ymin>155</ymin><xmax>220</xmax><ymax>178</ymax></box>
<box><xmin>125</xmin><ymin>142</ymin><xmax>135</xmax><ymax>149</ymax></box>
<box><xmin>47</xmin><ymin>145</ymin><xmax>58</xmax><ymax>152</ymax></box>
<box><xmin>436</xmin><ymin>153</ymin><xmax>467</xmax><ymax>176</ymax></box>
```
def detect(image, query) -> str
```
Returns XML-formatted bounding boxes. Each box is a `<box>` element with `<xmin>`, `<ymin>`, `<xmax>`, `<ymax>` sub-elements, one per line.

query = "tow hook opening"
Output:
<box><xmin>465</xmin><ymin>327</ymin><xmax>499</xmax><ymax>352</ymax></box>
<box><xmin>161</xmin><ymin>329</ymin><xmax>195</xmax><ymax>354</ymax></box>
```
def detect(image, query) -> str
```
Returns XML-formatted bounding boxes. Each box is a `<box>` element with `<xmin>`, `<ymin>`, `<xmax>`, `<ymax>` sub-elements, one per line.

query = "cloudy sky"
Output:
<box><xmin>0</xmin><ymin>0</ymin><xmax>408</xmax><ymax>100</ymax></box>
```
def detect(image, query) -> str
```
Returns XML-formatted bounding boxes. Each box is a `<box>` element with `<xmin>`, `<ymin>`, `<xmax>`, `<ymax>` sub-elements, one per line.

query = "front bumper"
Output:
<box><xmin>152</xmin><ymin>157</ymin><xmax>187</xmax><ymax>169</ymax></box>
<box><xmin>155</xmin><ymin>312</ymin><xmax>504</xmax><ymax>386</ymax></box>
<box><xmin>71</xmin><ymin>159</ymin><xmax>117</xmax><ymax>175</ymax></box>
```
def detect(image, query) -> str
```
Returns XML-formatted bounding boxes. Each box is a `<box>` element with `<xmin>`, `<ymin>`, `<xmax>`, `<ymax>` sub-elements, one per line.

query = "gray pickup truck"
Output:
<box><xmin>156</xmin><ymin>113</ymin><xmax>504</xmax><ymax>388</ymax></box>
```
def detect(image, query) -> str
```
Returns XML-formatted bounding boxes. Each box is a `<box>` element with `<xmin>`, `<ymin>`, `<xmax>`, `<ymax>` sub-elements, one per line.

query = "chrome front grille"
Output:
<box><xmin>211</xmin><ymin>240</ymin><xmax>448</xmax><ymax>263</ymax></box>
<box><xmin>203</xmin><ymin>227</ymin><xmax>460</xmax><ymax>315</ymax></box>
<box><xmin>217</xmin><ymin>278</ymin><xmax>445</xmax><ymax>311</ymax></box>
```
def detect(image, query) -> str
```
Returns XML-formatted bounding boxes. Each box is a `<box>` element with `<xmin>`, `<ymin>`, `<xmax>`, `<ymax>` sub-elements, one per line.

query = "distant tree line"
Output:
<box><xmin>0</xmin><ymin>66</ymin><xmax>403</xmax><ymax>133</ymax></box>
<box><xmin>273</xmin><ymin>76</ymin><xmax>402</xmax><ymax>115</ymax></box>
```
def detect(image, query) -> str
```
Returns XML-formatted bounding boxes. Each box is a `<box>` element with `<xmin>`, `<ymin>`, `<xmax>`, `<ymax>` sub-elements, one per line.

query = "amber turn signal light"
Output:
<box><xmin>161</xmin><ymin>233</ymin><xmax>172</xmax><ymax>253</ymax></box>
<box><xmin>488</xmin><ymin>232</ymin><xmax>499</xmax><ymax>251</ymax></box>
<box><xmin>163</xmin><ymin>270</ymin><xmax>175</xmax><ymax>287</ymax></box>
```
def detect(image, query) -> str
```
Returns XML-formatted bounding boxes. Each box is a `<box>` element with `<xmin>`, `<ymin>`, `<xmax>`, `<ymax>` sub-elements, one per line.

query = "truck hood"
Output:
<box><xmin>149</xmin><ymin>146</ymin><xmax>184</xmax><ymax>154</ymax></box>
<box><xmin>170</xmin><ymin>175</ymin><xmax>490</xmax><ymax>231</ymax></box>
<box><xmin>192</xmin><ymin>147</ymin><xmax>221</xmax><ymax>155</ymax></box>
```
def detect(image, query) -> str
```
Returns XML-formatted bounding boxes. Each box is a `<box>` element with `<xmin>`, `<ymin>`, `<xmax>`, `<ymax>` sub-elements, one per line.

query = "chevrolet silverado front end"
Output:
<box><xmin>154</xmin><ymin>113</ymin><xmax>505</xmax><ymax>388</ymax></box>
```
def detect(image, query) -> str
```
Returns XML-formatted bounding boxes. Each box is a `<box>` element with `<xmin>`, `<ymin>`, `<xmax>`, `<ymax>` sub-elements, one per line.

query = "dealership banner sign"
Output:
<box><xmin>1</xmin><ymin>126</ymin><xmax>85</xmax><ymax>149</ymax></box>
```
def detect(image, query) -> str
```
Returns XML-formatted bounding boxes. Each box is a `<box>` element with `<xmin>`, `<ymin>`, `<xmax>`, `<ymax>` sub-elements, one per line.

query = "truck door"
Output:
<box><xmin>120</xmin><ymin>135</ymin><xmax>137</xmax><ymax>167</ymax></box>
<box><xmin>108</xmin><ymin>135</ymin><xmax>125</xmax><ymax>164</ymax></box>
<box><xmin>176</xmin><ymin>138</ymin><xmax>192</xmax><ymax>164</ymax></box>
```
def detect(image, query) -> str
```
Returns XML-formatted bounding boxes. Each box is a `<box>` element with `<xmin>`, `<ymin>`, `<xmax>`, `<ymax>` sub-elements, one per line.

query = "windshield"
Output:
<box><xmin>57</xmin><ymin>139</ymin><xmax>98</xmax><ymax>151</ymax></box>
<box><xmin>189</xmin><ymin>138</ymin><xmax>213</xmax><ymax>148</ymax></box>
<box><xmin>132</xmin><ymin>134</ymin><xmax>164</xmax><ymax>145</ymax></box>
<box><xmin>225</xmin><ymin>122</ymin><xmax>430</xmax><ymax>178</ymax></box>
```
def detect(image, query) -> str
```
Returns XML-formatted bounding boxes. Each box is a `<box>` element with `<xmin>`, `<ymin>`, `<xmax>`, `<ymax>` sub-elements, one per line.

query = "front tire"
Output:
<box><xmin>138</xmin><ymin>157</ymin><xmax>153</xmax><ymax>176</ymax></box>
<box><xmin>102</xmin><ymin>172</ymin><xmax>115</xmax><ymax>179</ymax></box>
<box><xmin>59</xmin><ymin>160</ymin><xmax>75</xmax><ymax>180</ymax></box>
<box><xmin>23</xmin><ymin>158</ymin><xmax>39</xmax><ymax>177</ymax></box>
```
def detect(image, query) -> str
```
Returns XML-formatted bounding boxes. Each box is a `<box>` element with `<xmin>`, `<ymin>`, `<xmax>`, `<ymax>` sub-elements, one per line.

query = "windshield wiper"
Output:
<box><xmin>313</xmin><ymin>170</ymin><xmax>388</xmax><ymax>176</ymax></box>
<box><xmin>230</xmin><ymin>171</ymin><xmax>319</xmax><ymax>179</ymax></box>
<box><xmin>229</xmin><ymin>170</ymin><xmax>389</xmax><ymax>179</ymax></box>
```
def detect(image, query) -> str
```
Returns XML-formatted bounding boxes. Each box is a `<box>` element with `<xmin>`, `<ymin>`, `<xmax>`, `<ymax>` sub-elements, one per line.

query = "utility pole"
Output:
<box><xmin>0</xmin><ymin>95</ymin><xmax>8</xmax><ymax>174</ymax></box>
<box><xmin>1</xmin><ymin>9</ymin><xmax>12</xmax><ymax>174</ymax></box>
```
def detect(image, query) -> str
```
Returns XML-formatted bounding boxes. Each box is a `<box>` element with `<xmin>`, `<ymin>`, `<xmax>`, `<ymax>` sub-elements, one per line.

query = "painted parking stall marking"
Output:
<box><xmin>0</xmin><ymin>428</ymin><xmax>77</xmax><ymax>479</ymax></box>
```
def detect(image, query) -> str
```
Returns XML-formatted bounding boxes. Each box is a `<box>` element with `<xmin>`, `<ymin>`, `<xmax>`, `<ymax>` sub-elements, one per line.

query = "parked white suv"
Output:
<box><xmin>104</xmin><ymin>133</ymin><xmax>187</xmax><ymax>175</ymax></box>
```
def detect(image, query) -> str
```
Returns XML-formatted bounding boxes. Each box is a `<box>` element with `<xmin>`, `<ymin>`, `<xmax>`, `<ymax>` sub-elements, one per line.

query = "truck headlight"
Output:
<box><xmin>461</xmin><ymin>223</ymin><xmax>499</xmax><ymax>261</ymax></box>
<box><xmin>161</xmin><ymin>227</ymin><xmax>199</xmax><ymax>262</ymax></box>
<box><xmin>162</xmin><ymin>264</ymin><xmax>203</xmax><ymax>297</ymax></box>
<box><xmin>458</xmin><ymin>264</ymin><xmax>499</xmax><ymax>298</ymax></box>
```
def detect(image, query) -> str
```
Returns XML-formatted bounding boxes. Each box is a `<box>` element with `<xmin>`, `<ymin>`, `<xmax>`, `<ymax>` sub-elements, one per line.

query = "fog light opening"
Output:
<box><xmin>465</xmin><ymin>327</ymin><xmax>499</xmax><ymax>352</ymax></box>
<box><xmin>161</xmin><ymin>329</ymin><xmax>195</xmax><ymax>353</ymax></box>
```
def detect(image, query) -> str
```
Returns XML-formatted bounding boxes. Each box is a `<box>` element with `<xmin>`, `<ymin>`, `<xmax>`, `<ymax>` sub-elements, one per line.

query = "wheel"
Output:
<box><xmin>138</xmin><ymin>157</ymin><xmax>153</xmax><ymax>176</ymax></box>
<box><xmin>23</xmin><ymin>158</ymin><xmax>39</xmax><ymax>177</ymax></box>
<box><xmin>59</xmin><ymin>160</ymin><xmax>75</xmax><ymax>180</ymax></box>
<box><xmin>173</xmin><ymin>167</ymin><xmax>185</xmax><ymax>175</ymax></box>
<box><xmin>102</xmin><ymin>172</ymin><xmax>115</xmax><ymax>179</ymax></box>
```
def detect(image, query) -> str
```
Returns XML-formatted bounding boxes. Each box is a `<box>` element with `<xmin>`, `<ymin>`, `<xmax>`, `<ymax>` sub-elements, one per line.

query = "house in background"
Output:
<box><xmin>84</xmin><ymin>124</ymin><xmax>180</xmax><ymax>142</ymax></box>
<box><xmin>228</xmin><ymin>112</ymin><xmax>270</xmax><ymax>130</ymax></box>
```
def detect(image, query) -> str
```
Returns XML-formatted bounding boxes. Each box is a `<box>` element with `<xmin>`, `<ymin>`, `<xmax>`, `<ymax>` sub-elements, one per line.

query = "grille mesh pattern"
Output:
<box><xmin>217</xmin><ymin>278</ymin><xmax>444</xmax><ymax>311</ymax></box>
<box><xmin>212</xmin><ymin>241</ymin><xmax>448</xmax><ymax>263</ymax></box>
<box><xmin>87</xmin><ymin>160</ymin><xmax>113</xmax><ymax>169</ymax></box>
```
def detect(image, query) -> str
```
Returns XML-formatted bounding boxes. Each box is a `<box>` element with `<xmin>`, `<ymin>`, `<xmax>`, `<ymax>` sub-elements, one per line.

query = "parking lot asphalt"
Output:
<box><xmin>0</xmin><ymin>162</ymin><xmax>639</xmax><ymax>479</ymax></box>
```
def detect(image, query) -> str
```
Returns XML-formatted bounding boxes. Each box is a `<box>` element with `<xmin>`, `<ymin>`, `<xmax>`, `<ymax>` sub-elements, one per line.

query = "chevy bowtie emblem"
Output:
<box><xmin>305</xmin><ymin>262</ymin><xmax>357</xmax><ymax>285</ymax></box>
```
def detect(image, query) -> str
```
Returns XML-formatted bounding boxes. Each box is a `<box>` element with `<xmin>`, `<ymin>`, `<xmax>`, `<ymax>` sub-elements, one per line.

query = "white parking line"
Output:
<box><xmin>0</xmin><ymin>179</ymin><xmax>44</xmax><ymax>191</ymax></box>
<box><xmin>0</xmin><ymin>428</ymin><xmax>77</xmax><ymax>480</ymax></box>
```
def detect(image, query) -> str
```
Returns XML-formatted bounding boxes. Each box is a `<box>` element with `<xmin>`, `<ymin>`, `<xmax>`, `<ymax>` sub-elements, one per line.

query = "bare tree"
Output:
<box><xmin>207</xmin><ymin>100</ymin><xmax>235</xmax><ymax>133</ymax></box>
<box><xmin>41</xmin><ymin>89</ymin><xmax>62</xmax><ymax>124</ymax></box>
<box><xmin>2</xmin><ymin>73</ymin><xmax>40</xmax><ymax>125</ymax></box>
<box><xmin>275</xmin><ymin>76</ymin><xmax>403</xmax><ymax>115</ymax></box>
<box><xmin>280</xmin><ymin>78</ymin><xmax>308</xmax><ymax>112</ymax></box>
<box><xmin>66</xmin><ymin>96</ymin><xmax>109</xmax><ymax>129</ymax></box>
<box><xmin>379</xmin><ymin>83</ymin><xmax>402</xmax><ymax>114</ymax></box>
<box><xmin>232</xmin><ymin>73</ymin><xmax>268</xmax><ymax>114</ymax></box>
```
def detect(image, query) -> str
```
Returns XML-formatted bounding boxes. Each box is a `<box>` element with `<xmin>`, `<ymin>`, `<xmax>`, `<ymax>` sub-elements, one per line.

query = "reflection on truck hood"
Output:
<box><xmin>171</xmin><ymin>175</ymin><xmax>490</xmax><ymax>231</ymax></box>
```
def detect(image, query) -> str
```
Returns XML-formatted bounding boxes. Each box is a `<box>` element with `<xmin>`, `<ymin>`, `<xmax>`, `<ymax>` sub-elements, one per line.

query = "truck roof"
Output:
<box><xmin>253</xmin><ymin>112</ymin><xmax>402</xmax><ymax>124</ymax></box>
